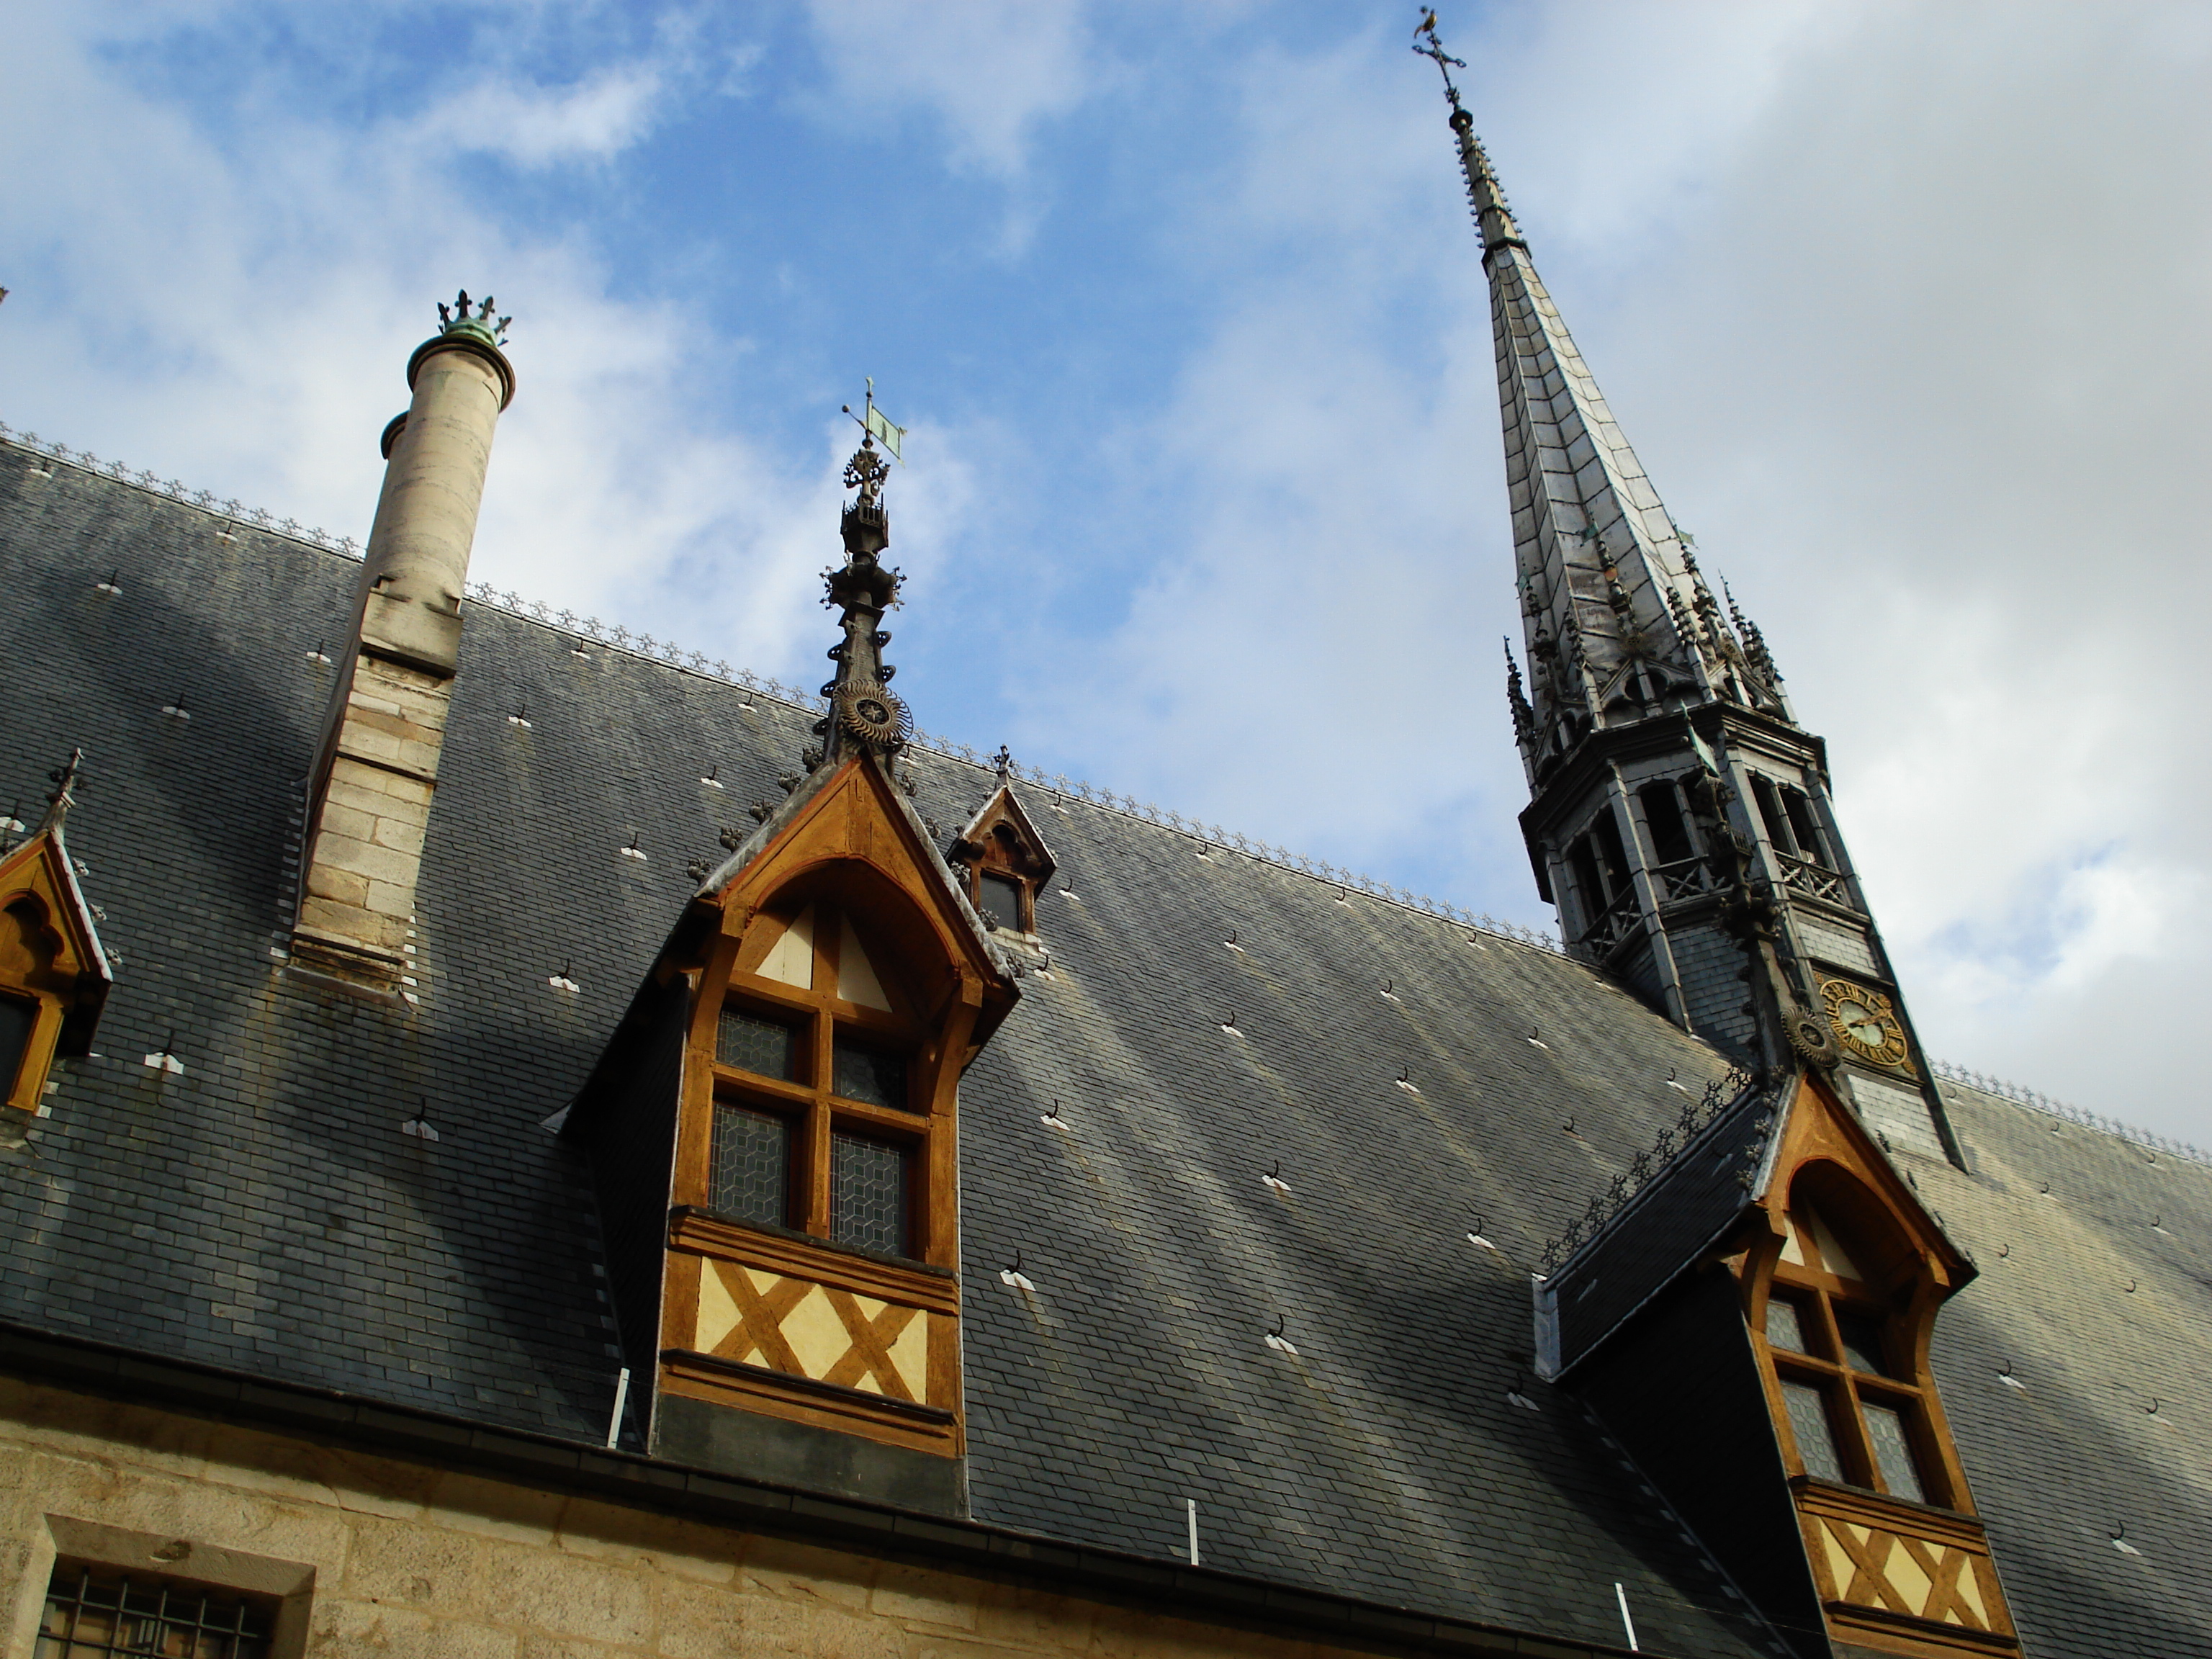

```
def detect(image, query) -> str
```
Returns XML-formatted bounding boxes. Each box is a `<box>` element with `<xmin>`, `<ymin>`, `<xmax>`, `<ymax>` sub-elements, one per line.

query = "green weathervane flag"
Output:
<box><xmin>846</xmin><ymin>377</ymin><xmax>906</xmax><ymax>464</ymax></box>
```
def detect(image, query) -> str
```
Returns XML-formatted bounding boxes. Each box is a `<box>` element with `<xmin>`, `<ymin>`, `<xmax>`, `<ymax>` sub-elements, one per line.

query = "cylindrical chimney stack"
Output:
<box><xmin>292</xmin><ymin>293</ymin><xmax>515</xmax><ymax>992</ymax></box>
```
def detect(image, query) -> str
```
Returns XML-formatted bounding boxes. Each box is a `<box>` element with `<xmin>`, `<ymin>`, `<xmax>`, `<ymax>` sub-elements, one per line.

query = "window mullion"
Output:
<box><xmin>804</xmin><ymin>1009</ymin><xmax>834</xmax><ymax>1235</ymax></box>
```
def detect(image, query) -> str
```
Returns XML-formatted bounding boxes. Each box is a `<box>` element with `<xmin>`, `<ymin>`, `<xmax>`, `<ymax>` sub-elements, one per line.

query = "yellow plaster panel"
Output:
<box><xmin>887</xmin><ymin>1308</ymin><xmax>929</xmax><ymax>1401</ymax></box>
<box><xmin>1954</xmin><ymin>1557</ymin><xmax>1991</xmax><ymax>1625</ymax></box>
<box><xmin>779</xmin><ymin>1286</ymin><xmax>852</xmax><ymax>1379</ymax></box>
<box><xmin>1885</xmin><ymin>1534</ymin><xmax>1933</xmax><ymax>1614</ymax></box>
<box><xmin>696</xmin><ymin>1259</ymin><xmax>740</xmax><ymax>1354</ymax></box>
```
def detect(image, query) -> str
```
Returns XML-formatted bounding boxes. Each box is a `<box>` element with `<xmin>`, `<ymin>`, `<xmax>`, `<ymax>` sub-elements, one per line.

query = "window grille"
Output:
<box><xmin>39</xmin><ymin>1564</ymin><xmax>275</xmax><ymax>1659</ymax></box>
<box><xmin>710</xmin><ymin>1102</ymin><xmax>790</xmax><ymax>1227</ymax></box>
<box><xmin>717</xmin><ymin>1006</ymin><xmax>797</xmax><ymax>1080</ymax></box>
<box><xmin>832</xmin><ymin>1130</ymin><xmax>909</xmax><ymax>1256</ymax></box>
<box><xmin>832</xmin><ymin>1035</ymin><xmax>908</xmax><ymax>1111</ymax></box>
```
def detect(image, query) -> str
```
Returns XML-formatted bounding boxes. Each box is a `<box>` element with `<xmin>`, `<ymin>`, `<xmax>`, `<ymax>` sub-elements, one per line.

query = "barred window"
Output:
<box><xmin>717</xmin><ymin>1007</ymin><xmax>798</xmax><ymax>1081</ymax></box>
<box><xmin>831</xmin><ymin>1130</ymin><xmax>910</xmax><ymax>1256</ymax></box>
<box><xmin>39</xmin><ymin>1563</ymin><xmax>275</xmax><ymax>1659</ymax></box>
<box><xmin>709</xmin><ymin>1102</ymin><xmax>790</xmax><ymax>1228</ymax></box>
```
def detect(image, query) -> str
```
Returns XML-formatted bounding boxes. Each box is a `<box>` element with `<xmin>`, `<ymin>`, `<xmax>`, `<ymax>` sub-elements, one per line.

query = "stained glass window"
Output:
<box><xmin>1765</xmin><ymin>1298</ymin><xmax>1808</xmax><ymax>1354</ymax></box>
<box><xmin>1863</xmin><ymin>1402</ymin><xmax>1927</xmax><ymax>1503</ymax></box>
<box><xmin>832</xmin><ymin>1130</ymin><xmax>909</xmax><ymax>1256</ymax></box>
<box><xmin>1781</xmin><ymin>1381</ymin><xmax>1843</xmax><ymax>1483</ymax></box>
<box><xmin>39</xmin><ymin>1565</ymin><xmax>274</xmax><ymax>1659</ymax></box>
<box><xmin>832</xmin><ymin>1035</ymin><xmax>908</xmax><ymax>1111</ymax></box>
<box><xmin>717</xmin><ymin>1007</ymin><xmax>797</xmax><ymax>1080</ymax></box>
<box><xmin>710</xmin><ymin>1103</ymin><xmax>789</xmax><ymax>1228</ymax></box>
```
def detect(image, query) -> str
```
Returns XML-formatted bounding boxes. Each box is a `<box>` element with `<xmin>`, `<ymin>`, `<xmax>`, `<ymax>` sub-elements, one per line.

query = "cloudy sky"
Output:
<box><xmin>3</xmin><ymin>1</ymin><xmax>2207</xmax><ymax>1143</ymax></box>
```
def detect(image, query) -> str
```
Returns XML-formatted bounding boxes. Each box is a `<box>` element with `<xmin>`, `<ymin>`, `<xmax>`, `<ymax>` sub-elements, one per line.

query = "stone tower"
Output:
<box><xmin>1419</xmin><ymin>23</ymin><xmax>1962</xmax><ymax>1164</ymax></box>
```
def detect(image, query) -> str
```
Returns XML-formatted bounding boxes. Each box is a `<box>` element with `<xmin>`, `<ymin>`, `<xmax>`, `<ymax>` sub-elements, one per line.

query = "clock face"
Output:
<box><xmin>1820</xmin><ymin>978</ymin><xmax>1911</xmax><ymax>1068</ymax></box>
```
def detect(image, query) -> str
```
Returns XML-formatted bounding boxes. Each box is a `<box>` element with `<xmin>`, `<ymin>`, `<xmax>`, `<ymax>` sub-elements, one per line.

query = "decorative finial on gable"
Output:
<box><xmin>435</xmin><ymin>289</ymin><xmax>512</xmax><ymax>349</ymax></box>
<box><xmin>39</xmin><ymin>747</ymin><xmax>82</xmax><ymax>835</ymax></box>
<box><xmin>811</xmin><ymin>383</ymin><xmax>914</xmax><ymax>765</ymax></box>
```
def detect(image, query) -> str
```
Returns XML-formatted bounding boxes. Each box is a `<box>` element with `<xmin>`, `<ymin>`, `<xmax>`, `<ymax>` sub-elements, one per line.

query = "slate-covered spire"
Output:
<box><xmin>1418</xmin><ymin>19</ymin><xmax>1782</xmax><ymax>784</ymax></box>
<box><xmin>809</xmin><ymin>399</ymin><xmax>912</xmax><ymax>770</ymax></box>
<box><xmin>1426</xmin><ymin>18</ymin><xmax>1963</xmax><ymax>1166</ymax></box>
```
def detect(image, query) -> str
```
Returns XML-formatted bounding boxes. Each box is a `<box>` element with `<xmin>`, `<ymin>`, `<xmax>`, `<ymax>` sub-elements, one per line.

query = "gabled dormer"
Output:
<box><xmin>0</xmin><ymin>758</ymin><xmax>112</xmax><ymax>1115</ymax></box>
<box><xmin>566</xmin><ymin>408</ymin><xmax>1019</xmax><ymax>1514</ymax></box>
<box><xmin>1535</xmin><ymin>1069</ymin><xmax>2015</xmax><ymax>1659</ymax></box>
<box><xmin>949</xmin><ymin>783</ymin><xmax>1057</xmax><ymax>938</ymax></box>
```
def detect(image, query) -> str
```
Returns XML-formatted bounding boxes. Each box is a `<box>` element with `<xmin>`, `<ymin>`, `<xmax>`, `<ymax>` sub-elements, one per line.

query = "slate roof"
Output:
<box><xmin>1</xmin><ymin>440</ymin><xmax>2208</xmax><ymax>1656</ymax></box>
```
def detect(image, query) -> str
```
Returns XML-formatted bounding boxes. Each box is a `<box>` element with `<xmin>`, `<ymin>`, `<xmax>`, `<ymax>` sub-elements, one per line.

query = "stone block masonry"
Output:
<box><xmin>294</xmin><ymin>654</ymin><xmax>449</xmax><ymax>981</ymax></box>
<box><xmin>0</xmin><ymin>1375</ymin><xmax>1586</xmax><ymax>1659</ymax></box>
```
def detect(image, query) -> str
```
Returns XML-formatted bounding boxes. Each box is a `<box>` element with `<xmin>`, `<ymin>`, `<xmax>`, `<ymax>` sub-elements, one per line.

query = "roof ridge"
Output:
<box><xmin>1930</xmin><ymin>1061</ymin><xmax>2212</xmax><ymax>1171</ymax></box>
<box><xmin>1</xmin><ymin>420</ymin><xmax>1572</xmax><ymax>959</ymax></box>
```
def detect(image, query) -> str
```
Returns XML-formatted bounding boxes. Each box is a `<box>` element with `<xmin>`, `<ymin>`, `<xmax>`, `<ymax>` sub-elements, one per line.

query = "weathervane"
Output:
<box><xmin>1413</xmin><ymin>9</ymin><xmax>1467</xmax><ymax>100</ymax></box>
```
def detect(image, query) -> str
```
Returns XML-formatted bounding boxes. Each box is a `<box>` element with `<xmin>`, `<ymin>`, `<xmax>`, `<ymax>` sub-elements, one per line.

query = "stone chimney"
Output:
<box><xmin>292</xmin><ymin>292</ymin><xmax>515</xmax><ymax>991</ymax></box>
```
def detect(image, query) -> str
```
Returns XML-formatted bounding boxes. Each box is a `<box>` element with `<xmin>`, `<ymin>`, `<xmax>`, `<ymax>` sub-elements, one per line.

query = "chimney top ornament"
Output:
<box><xmin>436</xmin><ymin>289</ymin><xmax>511</xmax><ymax>349</ymax></box>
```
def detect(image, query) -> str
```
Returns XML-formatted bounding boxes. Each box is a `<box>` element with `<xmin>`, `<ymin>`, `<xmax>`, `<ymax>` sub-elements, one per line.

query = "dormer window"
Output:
<box><xmin>699</xmin><ymin>899</ymin><xmax>930</xmax><ymax>1259</ymax></box>
<box><xmin>1758</xmin><ymin>1179</ymin><xmax>1948</xmax><ymax>1507</ymax></box>
<box><xmin>0</xmin><ymin>820</ymin><xmax>112</xmax><ymax>1113</ymax></box>
<box><xmin>951</xmin><ymin>785</ymin><xmax>1057</xmax><ymax>938</ymax></box>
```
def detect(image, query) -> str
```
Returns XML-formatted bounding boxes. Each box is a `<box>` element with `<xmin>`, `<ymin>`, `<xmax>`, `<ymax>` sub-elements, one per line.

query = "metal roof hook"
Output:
<box><xmin>1471</xmin><ymin>1214</ymin><xmax>1485</xmax><ymax>1236</ymax></box>
<box><xmin>1268</xmin><ymin>1159</ymin><xmax>1282</xmax><ymax>1182</ymax></box>
<box><xmin>1563</xmin><ymin>1115</ymin><xmax>1577</xmax><ymax>1135</ymax></box>
<box><xmin>1006</xmin><ymin>1250</ymin><xmax>1022</xmax><ymax>1275</ymax></box>
<box><xmin>1269</xmin><ymin>1313</ymin><xmax>1286</xmax><ymax>1341</ymax></box>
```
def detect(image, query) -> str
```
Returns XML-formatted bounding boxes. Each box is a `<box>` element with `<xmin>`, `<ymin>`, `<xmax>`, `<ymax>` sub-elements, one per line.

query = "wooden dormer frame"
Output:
<box><xmin>656</xmin><ymin>755</ymin><xmax>1019</xmax><ymax>1460</ymax></box>
<box><xmin>0</xmin><ymin>828</ymin><xmax>112</xmax><ymax>1114</ymax></box>
<box><xmin>1737</xmin><ymin>1072</ymin><xmax>2018</xmax><ymax>1656</ymax></box>
<box><xmin>950</xmin><ymin>786</ymin><xmax>1056</xmax><ymax>938</ymax></box>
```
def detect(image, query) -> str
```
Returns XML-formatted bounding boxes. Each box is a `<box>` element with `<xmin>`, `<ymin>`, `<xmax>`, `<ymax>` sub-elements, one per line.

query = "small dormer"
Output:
<box><xmin>1535</xmin><ymin>1071</ymin><xmax>2016</xmax><ymax>1658</ymax></box>
<box><xmin>949</xmin><ymin>786</ymin><xmax>1056</xmax><ymax>938</ymax></box>
<box><xmin>0</xmin><ymin>777</ymin><xmax>112</xmax><ymax>1115</ymax></box>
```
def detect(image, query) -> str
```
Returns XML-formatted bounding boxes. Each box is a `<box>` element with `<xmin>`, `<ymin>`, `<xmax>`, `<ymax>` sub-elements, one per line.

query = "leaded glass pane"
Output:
<box><xmin>1835</xmin><ymin>1311</ymin><xmax>1890</xmax><ymax>1376</ymax></box>
<box><xmin>1781</xmin><ymin>1380</ymin><xmax>1843</xmax><ymax>1483</ymax></box>
<box><xmin>979</xmin><ymin>873</ymin><xmax>1025</xmax><ymax>932</ymax></box>
<box><xmin>832</xmin><ymin>1130</ymin><xmax>909</xmax><ymax>1256</ymax></box>
<box><xmin>1766</xmin><ymin>1298</ymin><xmax>1808</xmax><ymax>1354</ymax></box>
<box><xmin>717</xmin><ymin>1007</ymin><xmax>797</xmax><ymax>1080</ymax></box>
<box><xmin>832</xmin><ymin>1035</ymin><xmax>909</xmax><ymax>1110</ymax></box>
<box><xmin>709</xmin><ymin>1103</ymin><xmax>789</xmax><ymax>1228</ymax></box>
<box><xmin>1863</xmin><ymin>1402</ymin><xmax>1927</xmax><ymax>1503</ymax></box>
<box><xmin>39</xmin><ymin>1565</ymin><xmax>274</xmax><ymax>1659</ymax></box>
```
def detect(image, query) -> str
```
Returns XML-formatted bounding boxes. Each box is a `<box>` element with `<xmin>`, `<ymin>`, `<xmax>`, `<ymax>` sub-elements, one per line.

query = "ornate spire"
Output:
<box><xmin>1419</xmin><ymin>14</ymin><xmax>1791</xmax><ymax>776</ymax></box>
<box><xmin>809</xmin><ymin>390</ymin><xmax>913</xmax><ymax>768</ymax></box>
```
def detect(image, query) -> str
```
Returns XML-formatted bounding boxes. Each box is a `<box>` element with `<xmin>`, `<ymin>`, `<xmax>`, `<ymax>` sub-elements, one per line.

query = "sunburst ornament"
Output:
<box><xmin>833</xmin><ymin>680</ymin><xmax>911</xmax><ymax>752</ymax></box>
<box><xmin>1821</xmin><ymin>978</ymin><xmax>1912</xmax><ymax>1069</ymax></box>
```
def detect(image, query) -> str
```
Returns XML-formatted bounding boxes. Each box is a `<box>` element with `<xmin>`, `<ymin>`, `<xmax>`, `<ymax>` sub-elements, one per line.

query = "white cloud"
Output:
<box><xmin>800</xmin><ymin>0</ymin><xmax>1094</xmax><ymax>180</ymax></box>
<box><xmin>414</xmin><ymin>64</ymin><xmax>668</xmax><ymax>167</ymax></box>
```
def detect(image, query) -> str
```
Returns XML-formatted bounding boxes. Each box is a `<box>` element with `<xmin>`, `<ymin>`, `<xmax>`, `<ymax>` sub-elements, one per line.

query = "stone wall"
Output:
<box><xmin>0</xmin><ymin>1376</ymin><xmax>1408</xmax><ymax>1659</ymax></box>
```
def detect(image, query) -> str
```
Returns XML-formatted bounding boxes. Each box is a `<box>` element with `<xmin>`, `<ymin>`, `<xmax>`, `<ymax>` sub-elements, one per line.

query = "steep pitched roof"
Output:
<box><xmin>1</xmin><ymin>442</ymin><xmax>2207</xmax><ymax>1655</ymax></box>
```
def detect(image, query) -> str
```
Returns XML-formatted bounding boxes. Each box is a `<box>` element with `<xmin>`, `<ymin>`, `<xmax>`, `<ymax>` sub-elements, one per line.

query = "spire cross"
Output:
<box><xmin>1413</xmin><ymin>12</ymin><xmax>1467</xmax><ymax>101</ymax></box>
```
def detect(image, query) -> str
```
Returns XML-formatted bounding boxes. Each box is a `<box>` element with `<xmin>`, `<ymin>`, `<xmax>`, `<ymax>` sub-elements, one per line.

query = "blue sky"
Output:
<box><xmin>5</xmin><ymin>1</ymin><xmax>2211</xmax><ymax>1142</ymax></box>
